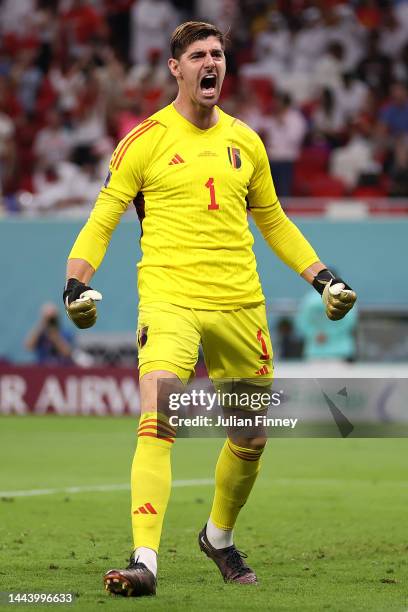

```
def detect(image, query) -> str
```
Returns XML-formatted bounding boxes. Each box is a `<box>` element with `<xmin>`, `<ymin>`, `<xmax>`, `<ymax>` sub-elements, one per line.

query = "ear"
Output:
<box><xmin>168</xmin><ymin>57</ymin><xmax>181</xmax><ymax>79</ymax></box>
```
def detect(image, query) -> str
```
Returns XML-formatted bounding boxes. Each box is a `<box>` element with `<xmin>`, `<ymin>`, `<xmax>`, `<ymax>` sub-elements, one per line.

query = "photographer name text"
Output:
<box><xmin>169</xmin><ymin>415</ymin><xmax>298</xmax><ymax>429</ymax></box>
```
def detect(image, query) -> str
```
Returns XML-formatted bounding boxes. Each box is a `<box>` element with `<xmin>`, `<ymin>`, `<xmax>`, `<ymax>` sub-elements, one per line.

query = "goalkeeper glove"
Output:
<box><xmin>63</xmin><ymin>278</ymin><xmax>102</xmax><ymax>329</ymax></box>
<box><xmin>312</xmin><ymin>269</ymin><xmax>357</xmax><ymax>321</ymax></box>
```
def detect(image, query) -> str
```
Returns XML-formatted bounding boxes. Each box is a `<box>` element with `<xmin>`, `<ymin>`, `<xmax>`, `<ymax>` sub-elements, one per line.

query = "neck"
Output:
<box><xmin>173</xmin><ymin>95</ymin><xmax>219</xmax><ymax>130</ymax></box>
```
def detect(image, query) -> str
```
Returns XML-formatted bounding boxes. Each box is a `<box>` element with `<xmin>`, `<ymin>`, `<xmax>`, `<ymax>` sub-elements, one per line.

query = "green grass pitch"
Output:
<box><xmin>0</xmin><ymin>416</ymin><xmax>407</xmax><ymax>611</ymax></box>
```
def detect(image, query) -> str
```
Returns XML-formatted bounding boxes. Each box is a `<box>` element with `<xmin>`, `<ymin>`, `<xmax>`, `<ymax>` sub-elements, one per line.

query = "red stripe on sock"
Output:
<box><xmin>138</xmin><ymin>432</ymin><xmax>174</xmax><ymax>444</ymax></box>
<box><xmin>228</xmin><ymin>442</ymin><xmax>263</xmax><ymax>461</ymax></box>
<box><xmin>138</xmin><ymin>418</ymin><xmax>176</xmax><ymax>436</ymax></box>
<box><xmin>139</xmin><ymin>417</ymin><xmax>176</xmax><ymax>431</ymax></box>
<box><xmin>138</xmin><ymin>423</ymin><xmax>176</xmax><ymax>438</ymax></box>
<box><xmin>138</xmin><ymin>427</ymin><xmax>176</xmax><ymax>441</ymax></box>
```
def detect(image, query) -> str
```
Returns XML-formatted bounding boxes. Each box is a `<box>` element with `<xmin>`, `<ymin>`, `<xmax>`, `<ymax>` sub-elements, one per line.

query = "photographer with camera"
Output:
<box><xmin>25</xmin><ymin>303</ymin><xmax>74</xmax><ymax>365</ymax></box>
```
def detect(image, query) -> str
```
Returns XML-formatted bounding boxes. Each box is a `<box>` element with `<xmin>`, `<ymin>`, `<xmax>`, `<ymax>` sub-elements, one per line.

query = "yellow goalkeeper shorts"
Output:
<box><xmin>137</xmin><ymin>301</ymin><xmax>273</xmax><ymax>383</ymax></box>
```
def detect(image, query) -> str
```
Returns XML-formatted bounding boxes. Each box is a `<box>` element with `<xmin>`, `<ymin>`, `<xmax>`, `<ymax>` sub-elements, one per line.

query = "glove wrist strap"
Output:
<box><xmin>63</xmin><ymin>278</ymin><xmax>91</xmax><ymax>306</ymax></box>
<box><xmin>313</xmin><ymin>269</ymin><xmax>353</xmax><ymax>295</ymax></box>
<box><xmin>312</xmin><ymin>269</ymin><xmax>335</xmax><ymax>295</ymax></box>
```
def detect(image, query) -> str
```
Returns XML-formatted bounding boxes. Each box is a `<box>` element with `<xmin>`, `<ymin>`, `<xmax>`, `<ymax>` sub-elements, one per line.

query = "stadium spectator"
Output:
<box><xmin>60</xmin><ymin>0</ymin><xmax>107</xmax><ymax>59</ymax></box>
<box><xmin>0</xmin><ymin>0</ymin><xmax>37</xmax><ymax>38</ymax></box>
<box><xmin>33</xmin><ymin>108</ymin><xmax>72</xmax><ymax>168</ymax></box>
<box><xmin>69</xmin><ymin>65</ymin><xmax>107</xmax><ymax>147</ymax></box>
<box><xmin>23</xmin><ymin>144</ymin><xmax>102</xmax><ymax>213</ymax></box>
<box><xmin>330</xmin><ymin>122</ymin><xmax>378</xmax><ymax>190</ymax></box>
<box><xmin>311</xmin><ymin>87</ymin><xmax>345</xmax><ymax>148</ymax></box>
<box><xmin>337</xmin><ymin>72</ymin><xmax>368</xmax><ymax>124</ymax></box>
<box><xmin>274</xmin><ymin>316</ymin><xmax>303</xmax><ymax>360</ymax></box>
<box><xmin>379</xmin><ymin>6</ymin><xmax>408</xmax><ymax>59</ymax></box>
<box><xmin>253</xmin><ymin>11</ymin><xmax>290</xmax><ymax>79</ymax></box>
<box><xmin>314</xmin><ymin>40</ymin><xmax>347</xmax><ymax>91</ymax></box>
<box><xmin>10</xmin><ymin>48</ymin><xmax>43</xmax><ymax>114</ymax></box>
<box><xmin>394</xmin><ymin>41</ymin><xmax>408</xmax><ymax>81</ymax></box>
<box><xmin>389</xmin><ymin>137</ymin><xmax>408</xmax><ymax>196</ymax></box>
<box><xmin>130</xmin><ymin>0</ymin><xmax>179</xmax><ymax>65</ymax></box>
<box><xmin>261</xmin><ymin>92</ymin><xmax>307</xmax><ymax>197</ymax></box>
<box><xmin>378</xmin><ymin>80</ymin><xmax>408</xmax><ymax>137</ymax></box>
<box><xmin>25</xmin><ymin>302</ymin><xmax>74</xmax><ymax>365</ymax></box>
<box><xmin>357</xmin><ymin>29</ymin><xmax>392</xmax><ymax>97</ymax></box>
<box><xmin>0</xmin><ymin>109</ymin><xmax>16</xmax><ymax>198</ymax></box>
<box><xmin>323</xmin><ymin>5</ymin><xmax>366</xmax><ymax>72</ymax></box>
<box><xmin>295</xmin><ymin>284</ymin><xmax>358</xmax><ymax>362</ymax></box>
<box><xmin>291</xmin><ymin>7</ymin><xmax>327</xmax><ymax>74</ymax></box>
<box><xmin>48</xmin><ymin>55</ymin><xmax>86</xmax><ymax>114</ymax></box>
<box><xmin>103</xmin><ymin>0</ymin><xmax>133</xmax><ymax>63</ymax></box>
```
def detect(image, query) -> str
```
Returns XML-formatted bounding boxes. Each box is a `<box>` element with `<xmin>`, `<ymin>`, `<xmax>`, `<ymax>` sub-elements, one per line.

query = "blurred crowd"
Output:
<box><xmin>1</xmin><ymin>0</ymin><xmax>408</xmax><ymax>214</ymax></box>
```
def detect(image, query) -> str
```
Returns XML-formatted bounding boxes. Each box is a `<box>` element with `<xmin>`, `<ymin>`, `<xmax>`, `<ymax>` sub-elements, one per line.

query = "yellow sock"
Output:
<box><xmin>210</xmin><ymin>439</ymin><xmax>264</xmax><ymax>530</ymax></box>
<box><xmin>131</xmin><ymin>411</ymin><xmax>175</xmax><ymax>552</ymax></box>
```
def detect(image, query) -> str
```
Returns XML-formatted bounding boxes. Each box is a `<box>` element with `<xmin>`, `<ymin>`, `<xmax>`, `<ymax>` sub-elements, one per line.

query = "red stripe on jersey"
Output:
<box><xmin>111</xmin><ymin>120</ymin><xmax>152</xmax><ymax>167</ymax></box>
<box><xmin>145</xmin><ymin>503</ymin><xmax>157</xmax><ymax>514</ymax></box>
<box><xmin>113</xmin><ymin>120</ymin><xmax>158</xmax><ymax>169</ymax></box>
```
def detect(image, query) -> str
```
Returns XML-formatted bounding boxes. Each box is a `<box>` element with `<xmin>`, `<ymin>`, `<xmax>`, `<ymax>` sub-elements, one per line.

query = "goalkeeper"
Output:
<box><xmin>63</xmin><ymin>21</ymin><xmax>356</xmax><ymax>598</ymax></box>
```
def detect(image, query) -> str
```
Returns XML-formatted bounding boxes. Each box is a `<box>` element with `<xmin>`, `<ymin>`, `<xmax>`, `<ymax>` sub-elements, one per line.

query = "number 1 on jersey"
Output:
<box><xmin>206</xmin><ymin>177</ymin><xmax>219</xmax><ymax>210</ymax></box>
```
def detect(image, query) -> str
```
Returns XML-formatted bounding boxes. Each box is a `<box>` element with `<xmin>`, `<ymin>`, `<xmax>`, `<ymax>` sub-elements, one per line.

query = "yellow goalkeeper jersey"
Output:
<box><xmin>69</xmin><ymin>103</ymin><xmax>318</xmax><ymax>309</ymax></box>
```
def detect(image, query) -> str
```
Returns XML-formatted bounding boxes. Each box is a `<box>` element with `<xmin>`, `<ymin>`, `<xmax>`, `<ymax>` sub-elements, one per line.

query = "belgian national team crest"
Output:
<box><xmin>227</xmin><ymin>147</ymin><xmax>242</xmax><ymax>169</ymax></box>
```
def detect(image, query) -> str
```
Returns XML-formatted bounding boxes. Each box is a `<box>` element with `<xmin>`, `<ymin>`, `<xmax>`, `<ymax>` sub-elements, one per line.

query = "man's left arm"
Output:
<box><xmin>247</xmin><ymin>136</ymin><xmax>357</xmax><ymax>321</ymax></box>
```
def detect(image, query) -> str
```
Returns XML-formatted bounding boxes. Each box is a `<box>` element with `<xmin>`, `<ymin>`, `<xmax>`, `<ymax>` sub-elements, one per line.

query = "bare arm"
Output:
<box><xmin>300</xmin><ymin>261</ymin><xmax>327</xmax><ymax>284</ymax></box>
<box><xmin>66</xmin><ymin>258</ymin><xmax>95</xmax><ymax>284</ymax></box>
<box><xmin>64</xmin><ymin>259</ymin><xmax>100</xmax><ymax>329</ymax></box>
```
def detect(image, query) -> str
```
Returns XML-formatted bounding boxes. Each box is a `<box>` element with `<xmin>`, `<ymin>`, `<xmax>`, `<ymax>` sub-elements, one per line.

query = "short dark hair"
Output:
<box><xmin>170</xmin><ymin>21</ymin><xmax>225</xmax><ymax>59</ymax></box>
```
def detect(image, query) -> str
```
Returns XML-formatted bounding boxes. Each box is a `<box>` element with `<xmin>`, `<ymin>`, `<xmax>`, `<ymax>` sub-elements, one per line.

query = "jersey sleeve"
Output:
<box><xmin>68</xmin><ymin>120</ymin><xmax>157</xmax><ymax>270</ymax></box>
<box><xmin>248</xmin><ymin>134</ymin><xmax>319</xmax><ymax>274</ymax></box>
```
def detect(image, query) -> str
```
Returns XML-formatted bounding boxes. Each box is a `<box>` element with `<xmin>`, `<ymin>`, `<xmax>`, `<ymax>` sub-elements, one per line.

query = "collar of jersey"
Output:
<box><xmin>170</xmin><ymin>103</ymin><xmax>224</xmax><ymax>135</ymax></box>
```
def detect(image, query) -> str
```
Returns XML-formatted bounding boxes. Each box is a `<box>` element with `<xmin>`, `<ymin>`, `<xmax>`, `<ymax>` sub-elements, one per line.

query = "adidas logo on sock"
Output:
<box><xmin>169</xmin><ymin>154</ymin><xmax>185</xmax><ymax>165</ymax></box>
<box><xmin>133</xmin><ymin>502</ymin><xmax>158</xmax><ymax>515</ymax></box>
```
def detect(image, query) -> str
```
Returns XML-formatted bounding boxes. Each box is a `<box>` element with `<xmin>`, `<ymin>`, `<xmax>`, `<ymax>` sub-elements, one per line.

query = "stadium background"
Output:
<box><xmin>1</xmin><ymin>0</ymin><xmax>408</xmax><ymax>374</ymax></box>
<box><xmin>0</xmin><ymin>2</ymin><xmax>407</xmax><ymax>610</ymax></box>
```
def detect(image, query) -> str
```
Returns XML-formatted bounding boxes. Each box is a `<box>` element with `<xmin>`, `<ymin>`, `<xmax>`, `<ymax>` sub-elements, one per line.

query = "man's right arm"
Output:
<box><xmin>64</xmin><ymin>128</ymin><xmax>148</xmax><ymax>328</ymax></box>
<box><xmin>63</xmin><ymin>189</ymin><xmax>133</xmax><ymax>329</ymax></box>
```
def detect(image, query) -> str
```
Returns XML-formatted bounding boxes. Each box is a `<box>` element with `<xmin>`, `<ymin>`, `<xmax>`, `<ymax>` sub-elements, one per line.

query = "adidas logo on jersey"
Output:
<box><xmin>169</xmin><ymin>154</ymin><xmax>185</xmax><ymax>165</ymax></box>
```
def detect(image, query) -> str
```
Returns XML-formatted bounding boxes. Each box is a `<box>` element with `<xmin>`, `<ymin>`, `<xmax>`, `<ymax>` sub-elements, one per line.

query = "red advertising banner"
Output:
<box><xmin>0</xmin><ymin>366</ymin><xmax>140</xmax><ymax>415</ymax></box>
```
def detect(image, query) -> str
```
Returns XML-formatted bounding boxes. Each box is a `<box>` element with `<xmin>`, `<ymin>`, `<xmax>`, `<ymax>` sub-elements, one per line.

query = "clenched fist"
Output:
<box><xmin>63</xmin><ymin>278</ymin><xmax>102</xmax><ymax>329</ymax></box>
<box><xmin>312</xmin><ymin>269</ymin><xmax>357</xmax><ymax>321</ymax></box>
<box><xmin>322</xmin><ymin>282</ymin><xmax>357</xmax><ymax>321</ymax></box>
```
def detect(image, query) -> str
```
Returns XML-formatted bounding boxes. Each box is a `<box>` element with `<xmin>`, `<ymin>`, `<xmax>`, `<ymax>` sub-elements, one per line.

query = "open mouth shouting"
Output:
<box><xmin>199</xmin><ymin>73</ymin><xmax>217</xmax><ymax>98</ymax></box>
